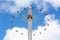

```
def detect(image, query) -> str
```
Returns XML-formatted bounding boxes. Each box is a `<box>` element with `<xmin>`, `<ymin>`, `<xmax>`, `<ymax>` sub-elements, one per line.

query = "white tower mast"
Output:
<box><xmin>27</xmin><ymin>6</ymin><xmax>32</xmax><ymax>40</ymax></box>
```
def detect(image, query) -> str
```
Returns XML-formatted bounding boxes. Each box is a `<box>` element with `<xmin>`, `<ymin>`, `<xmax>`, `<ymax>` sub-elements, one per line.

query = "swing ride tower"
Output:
<box><xmin>27</xmin><ymin>6</ymin><xmax>32</xmax><ymax>40</ymax></box>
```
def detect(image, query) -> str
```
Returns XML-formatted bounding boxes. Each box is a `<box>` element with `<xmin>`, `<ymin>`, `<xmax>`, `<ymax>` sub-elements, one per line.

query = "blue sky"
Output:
<box><xmin>0</xmin><ymin>0</ymin><xmax>60</xmax><ymax>40</ymax></box>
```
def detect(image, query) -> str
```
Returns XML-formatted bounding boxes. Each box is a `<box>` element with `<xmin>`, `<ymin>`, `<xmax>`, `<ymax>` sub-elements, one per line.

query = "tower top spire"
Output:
<box><xmin>28</xmin><ymin>6</ymin><xmax>32</xmax><ymax>20</ymax></box>
<box><xmin>29</xmin><ymin>6</ymin><xmax>32</xmax><ymax>9</ymax></box>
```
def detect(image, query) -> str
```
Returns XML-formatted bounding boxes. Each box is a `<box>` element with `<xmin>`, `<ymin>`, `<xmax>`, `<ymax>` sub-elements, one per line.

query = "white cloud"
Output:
<box><xmin>14</xmin><ymin>0</ymin><xmax>32</xmax><ymax>7</ymax></box>
<box><xmin>34</xmin><ymin>0</ymin><xmax>48</xmax><ymax>12</ymax></box>
<box><xmin>4</xmin><ymin>27</ymin><xmax>28</xmax><ymax>40</ymax></box>
<box><xmin>32</xmin><ymin>14</ymin><xmax>60</xmax><ymax>40</ymax></box>
<box><xmin>0</xmin><ymin>0</ymin><xmax>33</xmax><ymax>14</ymax></box>
<box><xmin>0</xmin><ymin>0</ymin><xmax>60</xmax><ymax>14</ymax></box>
<box><xmin>33</xmin><ymin>0</ymin><xmax>60</xmax><ymax>12</ymax></box>
<box><xmin>44</xmin><ymin>0</ymin><xmax>60</xmax><ymax>10</ymax></box>
<box><xmin>3</xmin><ymin>14</ymin><xmax>60</xmax><ymax>40</ymax></box>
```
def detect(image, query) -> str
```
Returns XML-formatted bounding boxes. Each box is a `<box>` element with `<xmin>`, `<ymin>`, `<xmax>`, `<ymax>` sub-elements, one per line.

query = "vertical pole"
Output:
<box><xmin>28</xmin><ymin>6</ymin><xmax>32</xmax><ymax>40</ymax></box>
<box><xmin>28</xmin><ymin>20</ymin><xmax>32</xmax><ymax>40</ymax></box>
